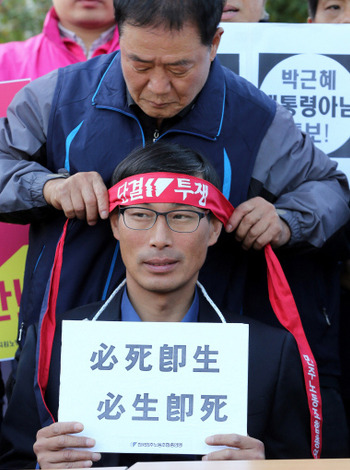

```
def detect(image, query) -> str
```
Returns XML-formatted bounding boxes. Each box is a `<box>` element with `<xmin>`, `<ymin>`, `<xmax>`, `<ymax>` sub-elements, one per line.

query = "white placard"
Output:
<box><xmin>59</xmin><ymin>321</ymin><xmax>248</xmax><ymax>455</ymax></box>
<box><xmin>218</xmin><ymin>23</ymin><xmax>350</xmax><ymax>181</ymax></box>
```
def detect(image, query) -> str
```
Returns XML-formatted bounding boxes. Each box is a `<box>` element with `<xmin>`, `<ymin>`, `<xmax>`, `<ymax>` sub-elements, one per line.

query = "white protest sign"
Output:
<box><xmin>59</xmin><ymin>321</ymin><xmax>248</xmax><ymax>455</ymax></box>
<box><xmin>218</xmin><ymin>23</ymin><xmax>350</xmax><ymax>180</ymax></box>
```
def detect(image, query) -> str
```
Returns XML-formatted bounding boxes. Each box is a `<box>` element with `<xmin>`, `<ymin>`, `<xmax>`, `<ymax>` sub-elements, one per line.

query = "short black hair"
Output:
<box><xmin>112</xmin><ymin>142</ymin><xmax>221</xmax><ymax>189</ymax></box>
<box><xmin>113</xmin><ymin>0</ymin><xmax>225</xmax><ymax>46</ymax></box>
<box><xmin>308</xmin><ymin>0</ymin><xmax>318</xmax><ymax>19</ymax></box>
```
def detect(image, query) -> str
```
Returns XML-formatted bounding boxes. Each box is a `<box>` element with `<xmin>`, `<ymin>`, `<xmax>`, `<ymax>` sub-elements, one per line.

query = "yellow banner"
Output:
<box><xmin>0</xmin><ymin>245</ymin><xmax>28</xmax><ymax>360</ymax></box>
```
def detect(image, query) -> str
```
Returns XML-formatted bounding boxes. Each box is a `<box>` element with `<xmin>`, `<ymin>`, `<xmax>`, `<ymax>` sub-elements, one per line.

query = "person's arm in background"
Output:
<box><xmin>226</xmin><ymin>103</ymin><xmax>350</xmax><ymax>250</ymax></box>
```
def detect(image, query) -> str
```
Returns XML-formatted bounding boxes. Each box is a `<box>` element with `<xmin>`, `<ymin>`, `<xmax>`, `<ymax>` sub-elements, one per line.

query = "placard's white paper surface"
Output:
<box><xmin>59</xmin><ymin>321</ymin><xmax>248</xmax><ymax>455</ymax></box>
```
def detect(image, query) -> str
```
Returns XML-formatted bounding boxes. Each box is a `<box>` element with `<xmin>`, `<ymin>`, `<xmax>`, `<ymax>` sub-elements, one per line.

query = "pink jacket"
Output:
<box><xmin>0</xmin><ymin>7</ymin><xmax>120</xmax><ymax>81</ymax></box>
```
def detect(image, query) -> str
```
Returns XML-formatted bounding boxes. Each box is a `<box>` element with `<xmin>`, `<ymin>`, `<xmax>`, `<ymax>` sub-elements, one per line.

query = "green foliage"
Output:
<box><xmin>0</xmin><ymin>0</ymin><xmax>310</xmax><ymax>44</ymax></box>
<box><xmin>266</xmin><ymin>0</ymin><xmax>309</xmax><ymax>23</ymax></box>
<box><xmin>0</xmin><ymin>0</ymin><xmax>51</xmax><ymax>43</ymax></box>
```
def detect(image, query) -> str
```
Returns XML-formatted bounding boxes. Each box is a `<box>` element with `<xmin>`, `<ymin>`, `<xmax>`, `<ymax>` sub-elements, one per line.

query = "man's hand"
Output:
<box><xmin>34</xmin><ymin>422</ymin><xmax>101</xmax><ymax>469</ymax></box>
<box><xmin>226</xmin><ymin>197</ymin><xmax>291</xmax><ymax>250</ymax></box>
<box><xmin>203</xmin><ymin>433</ymin><xmax>265</xmax><ymax>460</ymax></box>
<box><xmin>43</xmin><ymin>172</ymin><xmax>109</xmax><ymax>226</ymax></box>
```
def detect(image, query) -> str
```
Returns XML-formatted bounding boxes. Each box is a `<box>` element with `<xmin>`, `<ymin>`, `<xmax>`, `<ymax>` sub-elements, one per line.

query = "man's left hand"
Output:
<box><xmin>225</xmin><ymin>197</ymin><xmax>291</xmax><ymax>250</ymax></box>
<box><xmin>203</xmin><ymin>433</ymin><xmax>265</xmax><ymax>460</ymax></box>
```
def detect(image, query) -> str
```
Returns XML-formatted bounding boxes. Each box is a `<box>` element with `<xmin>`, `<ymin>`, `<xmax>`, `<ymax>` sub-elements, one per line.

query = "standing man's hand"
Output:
<box><xmin>203</xmin><ymin>433</ymin><xmax>265</xmax><ymax>460</ymax></box>
<box><xmin>43</xmin><ymin>172</ymin><xmax>109</xmax><ymax>226</ymax></box>
<box><xmin>34</xmin><ymin>422</ymin><xmax>101</xmax><ymax>469</ymax></box>
<box><xmin>225</xmin><ymin>197</ymin><xmax>291</xmax><ymax>250</ymax></box>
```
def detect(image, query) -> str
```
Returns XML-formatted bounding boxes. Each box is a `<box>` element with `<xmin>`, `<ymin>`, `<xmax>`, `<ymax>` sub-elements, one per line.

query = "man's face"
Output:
<box><xmin>52</xmin><ymin>0</ymin><xmax>115</xmax><ymax>31</ymax></box>
<box><xmin>310</xmin><ymin>0</ymin><xmax>350</xmax><ymax>22</ymax></box>
<box><xmin>221</xmin><ymin>0</ymin><xmax>265</xmax><ymax>22</ymax></box>
<box><xmin>120</xmin><ymin>22</ymin><xmax>222</xmax><ymax>124</ymax></box>
<box><xmin>110</xmin><ymin>203</ymin><xmax>221</xmax><ymax>298</ymax></box>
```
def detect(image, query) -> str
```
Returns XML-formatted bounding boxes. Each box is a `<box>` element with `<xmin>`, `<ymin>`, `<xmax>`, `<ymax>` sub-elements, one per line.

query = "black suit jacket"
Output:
<box><xmin>0</xmin><ymin>288</ymin><xmax>311</xmax><ymax>468</ymax></box>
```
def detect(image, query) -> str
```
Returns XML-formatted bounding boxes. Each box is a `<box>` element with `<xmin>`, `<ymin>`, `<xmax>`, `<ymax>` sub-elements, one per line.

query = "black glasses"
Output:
<box><xmin>119</xmin><ymin>207</ymin><xmax>209</xmax><ymax>233</ymax></box>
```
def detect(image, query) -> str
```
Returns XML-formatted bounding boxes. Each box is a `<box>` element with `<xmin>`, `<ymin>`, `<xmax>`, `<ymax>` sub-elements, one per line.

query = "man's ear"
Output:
<box><xmin>210</xmin><ymin>27</ymin><xmax>224</xmax><ymax>62</ymax></box>
<box><xmin>109</xmin><ymin>211</ymin><xmax>120</xmax><ymax>241</ymax></box>
<box><xmin>208</xmin><ymin>216</ymin><xmax>223</xmax><ymax>247</ymax></box>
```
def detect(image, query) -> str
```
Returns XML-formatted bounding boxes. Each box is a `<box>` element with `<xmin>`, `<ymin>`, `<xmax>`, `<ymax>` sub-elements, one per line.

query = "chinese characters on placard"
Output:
<box><xmin>90</xmin><ymin>342</ymin><xmax>228</xmax><ymax>423</ymax></box>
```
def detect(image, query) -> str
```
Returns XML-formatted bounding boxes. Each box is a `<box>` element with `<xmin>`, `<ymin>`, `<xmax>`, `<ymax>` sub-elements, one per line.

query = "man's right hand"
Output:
<box><xmin>43</xmin><ymin>172</ymin><xmax>109</xmax><ymax>226</ymax></box>
<box><xmin>225</xmin><ymin>197</ymin><xmax>291</xmax><ymax>250</ymax></box>
<box><xmin>33</xmin><ymin>421</ymin><xmax>101</xmax><ymax>469</ymax></box>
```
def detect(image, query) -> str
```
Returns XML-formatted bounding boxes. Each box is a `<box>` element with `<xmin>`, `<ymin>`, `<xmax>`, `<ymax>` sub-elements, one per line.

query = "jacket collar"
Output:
<box><xmin>94</xmin><ymin>283</ymin><xmax>225</xmax><ymax>324</ymax></box>
<box><xmin>43</xmin><ymin>7</ymin><xmax>63</xmax><ymax>45</ymax></box>
<box><xmin>44</xmin><ymin>7</ymin><xmax>120</xmax><ymax>56</ymax></box>
<box><xmin>92</xmin><ymin>53</ymin><xmax>226</xmax><ymax>140</ymax></box>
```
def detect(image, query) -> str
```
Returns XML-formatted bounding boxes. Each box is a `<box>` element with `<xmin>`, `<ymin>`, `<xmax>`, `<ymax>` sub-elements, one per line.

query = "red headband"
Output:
<box><xmin>108</xmin><ymin>172</ymin><xmax>234</xmax><ymax>227</ymax></box>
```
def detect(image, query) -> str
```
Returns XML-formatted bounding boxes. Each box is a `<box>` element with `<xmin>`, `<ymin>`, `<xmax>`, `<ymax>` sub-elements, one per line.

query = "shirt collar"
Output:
<box><xmin>126</xmin><ymin>89</ymin><xmax>197</xmax><ymax>141</ymax></box>
<box><xmin>121</xmin><ymin>286</ymin><xmax>199</xmax><ymax>323</ymax></box>
<box><xmin>58</xmin><ymin>23</ymin><xmax>116</xmax><ymax>59</ymax></box>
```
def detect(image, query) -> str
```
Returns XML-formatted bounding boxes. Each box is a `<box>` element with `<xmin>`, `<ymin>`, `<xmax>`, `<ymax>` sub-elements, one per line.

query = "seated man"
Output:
<box><xmin>0</xmin><ymin>142</ymin><xmax>311</xmax><ymax>469</ymax></box>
